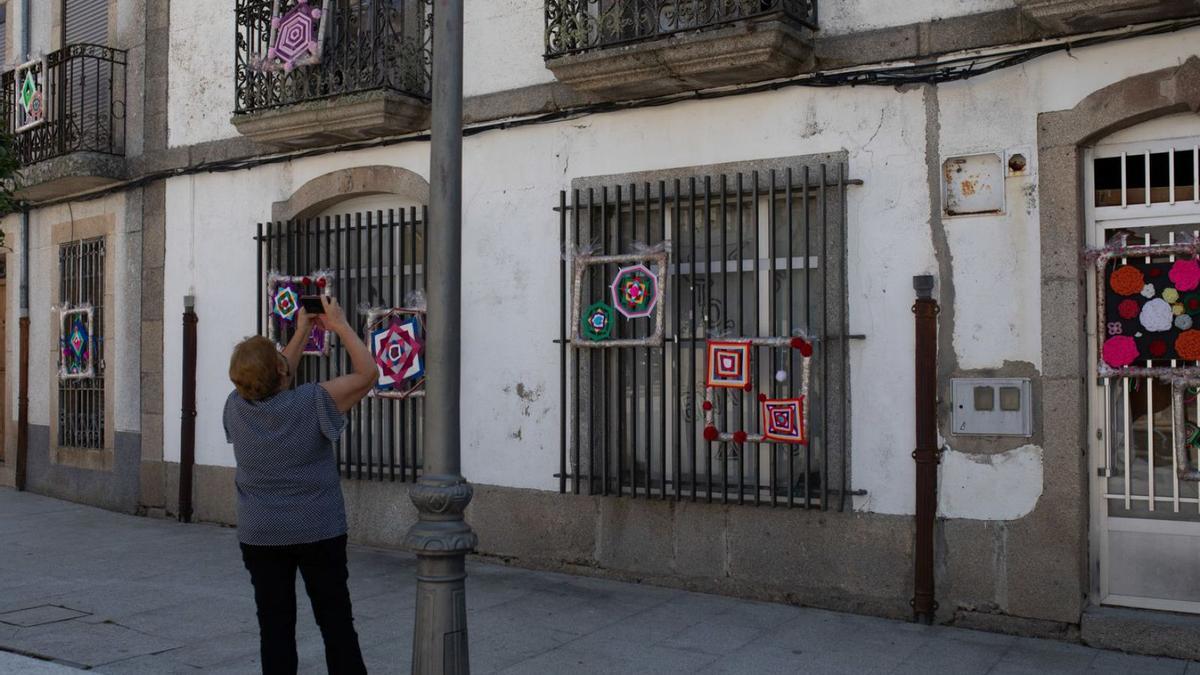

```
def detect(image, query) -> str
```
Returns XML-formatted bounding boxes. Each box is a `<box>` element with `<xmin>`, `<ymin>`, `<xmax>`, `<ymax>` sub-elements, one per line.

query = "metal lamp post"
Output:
<box><xmin>404</xmin><ymin>0</ymin><xmax>475</xmax><ymax>673</ymax></box>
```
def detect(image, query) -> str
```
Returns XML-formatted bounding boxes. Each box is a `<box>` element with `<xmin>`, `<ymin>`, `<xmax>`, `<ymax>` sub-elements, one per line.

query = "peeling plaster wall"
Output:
<box><xmin>161</xmin><ymin>21</ymin><xmax>1200</xmax><ymax>521</ymax></box>
<box><xmin>163</xmin><ymin>84</ymin><xmax>935</xmax><ymax>491</ymax></box>
<box><xmin>939</xmin><ymin>445</ymin><xmax>1044</xmax><ymax>520</ymax></box>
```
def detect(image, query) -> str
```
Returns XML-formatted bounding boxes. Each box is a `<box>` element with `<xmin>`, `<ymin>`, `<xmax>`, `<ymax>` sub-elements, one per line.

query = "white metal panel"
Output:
<box><xmin>1107</xmin><ymin>526</ymin><xmax>1200</xmax><ymax>608</ymax></box>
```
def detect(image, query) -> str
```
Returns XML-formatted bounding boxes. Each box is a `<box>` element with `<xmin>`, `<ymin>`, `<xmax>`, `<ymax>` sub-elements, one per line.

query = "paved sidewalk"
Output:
<box><xmin>0</xmin><ymin>489</ymin><xmax>1197</xmax><ymax>674</ymax></box>
<box><xmin>0</xmin><ymin>651</ymin><xmax>81</xmax><ymax>674</ymax></box>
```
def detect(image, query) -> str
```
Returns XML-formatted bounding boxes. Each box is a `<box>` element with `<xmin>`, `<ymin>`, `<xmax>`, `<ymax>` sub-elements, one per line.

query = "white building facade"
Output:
<box><xmin>3</xmin><ymin>0</ymin><xmax>1200</xmax><ymax>657</ymax></box>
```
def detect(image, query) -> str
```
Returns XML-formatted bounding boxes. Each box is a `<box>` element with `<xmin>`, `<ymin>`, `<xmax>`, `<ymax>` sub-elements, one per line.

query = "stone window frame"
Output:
<box><xmin>48</xmin><ymin>213</ymin><xmax>115</xmax><ymax>470</ymax></box>
<box><xmin>1035</xmin><ymin>56</ymin><xmax>1200</xmax><ymax>620</ymax></box>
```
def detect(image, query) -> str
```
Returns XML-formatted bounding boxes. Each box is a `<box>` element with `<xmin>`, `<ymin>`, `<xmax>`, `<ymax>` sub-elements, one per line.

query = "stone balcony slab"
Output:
<box><xmin>545</xmin><ymin>20</ymin><xmax>813</xmax><ymax>100</ymax></box>
<box><xmin>1015</xmin><ymin>0</ymin><xmax>1200</xmax><ymax>34</ymax></box>
<box><xmin>16</xmin><ymin>152</ymin><xmax>127</xmax><ymax>202</ymax></box>
<box><xmin>231</xmin><ymin>89</ymin><xmax>431</xmax><ymax>150</ymax></box>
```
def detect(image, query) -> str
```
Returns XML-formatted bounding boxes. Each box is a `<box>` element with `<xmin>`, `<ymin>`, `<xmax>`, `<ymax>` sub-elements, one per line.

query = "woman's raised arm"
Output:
<box><xmin>317</xmin><ymin>296</ymin><xmax>379</xmax><ymax>413</ymax></box>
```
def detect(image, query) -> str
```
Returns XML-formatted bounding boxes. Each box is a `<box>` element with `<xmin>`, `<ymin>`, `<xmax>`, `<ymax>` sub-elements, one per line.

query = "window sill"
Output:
<box><xmin>544</xmin><ymin>19</ymin><xmax>814</xmax><ymax>101</ymax></box>
<box><xmin>53</xmin><ymin>445</ymin><xmax>114</xmax><ymax>471</ymax></box>
<box><xmin>231</xmin><ymin>89</ymin><xmax>431</xmax><ymax>150</ymax></box>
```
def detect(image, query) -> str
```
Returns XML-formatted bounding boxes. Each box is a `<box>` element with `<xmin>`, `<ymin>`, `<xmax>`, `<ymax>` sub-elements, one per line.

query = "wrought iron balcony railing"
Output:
<box><xmin>235</xmin><ymin>0</ymin><xmax>432</xmax><ymax>115</ymax></box>
<box><xmin>1</xmin><ymin>44</ymin><xmax>127</xmax><ymax>166</ymax></box>
<box><xmin>545</xmin><ymin>0</ymin><xmax>818</xmax><ymax>57</ymax></box>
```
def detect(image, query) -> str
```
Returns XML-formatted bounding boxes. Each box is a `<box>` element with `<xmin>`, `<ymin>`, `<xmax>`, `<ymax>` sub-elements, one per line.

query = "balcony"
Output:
<box><xmin>233</xmin><ymin>0</ymin><xmax>432</xmax><ymax>149</ymax></box>
<box><xmin>544</xmin><ymin>0</ymin><xmax>818</xmax><ymax>99</ymax></box>
<box><xmin>2</xmin><ymin>44</ymin><xmax>127</xmax><ymax>202</ymax></box>
<box><xmin>1015</xmin><ymin>0</ymin><xmax>1200</xmax><ymax>34</ymax></box>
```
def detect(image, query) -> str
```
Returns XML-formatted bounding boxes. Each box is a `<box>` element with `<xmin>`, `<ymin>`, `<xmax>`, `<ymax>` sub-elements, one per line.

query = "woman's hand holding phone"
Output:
<box><xmin>317</xmin><ymin>295</ymin><xmax>350</xmax><ymax>334</ymax></box>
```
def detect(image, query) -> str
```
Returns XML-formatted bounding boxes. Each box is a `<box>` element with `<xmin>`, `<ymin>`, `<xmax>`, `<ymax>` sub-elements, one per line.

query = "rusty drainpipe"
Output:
<box><xmin>14</xmin><ymin>0</ymin><xmax>31</xmax><ymax>492</ymax></box>
<box><xmin>15</xmin><ymin>209</ymin><xmax>30</xmax><ymax>492</ymax></box>
<box><xmin>178</xmin><ymin>295</ymin><xmax>197</xmax><ymax>523</ymax></box>
<box><xmin>912</xmin><ymin>275</ymin><xmax>940</xmax><ymax>624</ymax></box>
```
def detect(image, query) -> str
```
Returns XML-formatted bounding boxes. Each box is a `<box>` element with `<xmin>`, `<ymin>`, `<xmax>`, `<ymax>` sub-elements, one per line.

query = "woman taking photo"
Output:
<box><xmin>224</xmin><ymin>295</ymin><xmax>378</xmax><ymax>675</ymax></box>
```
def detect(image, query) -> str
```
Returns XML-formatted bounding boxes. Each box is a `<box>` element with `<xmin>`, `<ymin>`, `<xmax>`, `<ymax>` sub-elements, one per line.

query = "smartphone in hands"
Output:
<box><xmin>300</xmin><ymin>296</ymin><xmax>326</xmax><ymax>314</ymax></box>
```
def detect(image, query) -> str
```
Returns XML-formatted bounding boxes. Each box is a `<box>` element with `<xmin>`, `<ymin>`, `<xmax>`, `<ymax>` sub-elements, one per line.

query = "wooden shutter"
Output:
<box><xmin>64</xmin><ymin>0</ymin><xmax>108</xmax><ymax>46</ymax></box>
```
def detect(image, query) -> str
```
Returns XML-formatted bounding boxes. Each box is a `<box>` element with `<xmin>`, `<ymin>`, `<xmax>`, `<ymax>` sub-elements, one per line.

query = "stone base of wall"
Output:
<box><xmin>154</xmin><ymin>463</ymin><xmax>1098</xmax><ymax>629</ymax></box>
<box><xmin>125</xmin><ymin>462</ymin><xmax>1199</xmax><ymax>660</ymax></box>
<box><xmin>25</xmin><ymin>424</ymin><xmax>140</xmax><ymax>513</ymax></box>
<box><xmin>1081</xmin><ymin>606</ymin><xmax>1200</xmax><ymax>661</ymax></box>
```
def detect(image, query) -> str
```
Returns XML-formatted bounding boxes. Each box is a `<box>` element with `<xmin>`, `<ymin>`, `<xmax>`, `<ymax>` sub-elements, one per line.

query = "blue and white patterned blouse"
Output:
<box><xmin>223</xmin><ymin>383</ymin><xmax>347</xmax><ymax>546</ymax></box>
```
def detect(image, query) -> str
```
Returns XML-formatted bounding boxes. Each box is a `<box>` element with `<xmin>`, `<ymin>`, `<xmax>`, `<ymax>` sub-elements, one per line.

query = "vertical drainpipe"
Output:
<box><xmin>14</xmin><ymin>0</ymin><xmax>32</xmax><ymax>491</ymax></box>
<box><xmin>912</xmin><ymin>275</ymin><xmax>940</xmax><ymax>624</ymax></box>
<box><xmin>15</xmin><ymin>214</ymin><xmax>29</xmax><ymax>491</ymax></box>
<box><xmin>178</xmin><ymin>296</ymin><xmax>197</xmax><ymax>523</ymax></box>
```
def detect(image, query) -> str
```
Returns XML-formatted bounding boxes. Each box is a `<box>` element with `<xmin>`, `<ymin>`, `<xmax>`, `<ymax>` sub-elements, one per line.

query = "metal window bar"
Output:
<box><xmin>559</xmin><ymin>163</ymin><xmax>854</xmax><ymax>508</ymax></box>
<box><xmin>58</xmin><ymin>237</ymin><xmax>106</xmax><ymax>449</ymax></box>
<box><xmin>0</xmin><ymin>44</ymin><xmax>126</xmax><ymax>165</ymax></box>
<box><xmin>545</xmin><ymin>0</ymin><xmax>818</xmax><ymax>58</ymax></box>
<box><xmin>256</xmin><ymin>208</ymin><xmax>426</xmax><ymax>481</ymax></box>
<box><xmin>1094</xmin><ymin>147</ymin><xmax>1200</xmax><ymax>208</ymax></box>
<box><xmin>234</xmin><ymin>0</ymin><xmax>432</xmax><ymax>115</ymax></box>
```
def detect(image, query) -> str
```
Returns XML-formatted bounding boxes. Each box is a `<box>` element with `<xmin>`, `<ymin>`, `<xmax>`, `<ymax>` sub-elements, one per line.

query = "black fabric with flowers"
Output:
<box><xmin>1102</xmin><ymin>257</ymin><xmax>1200</xmax><ymax>368</ymax></box>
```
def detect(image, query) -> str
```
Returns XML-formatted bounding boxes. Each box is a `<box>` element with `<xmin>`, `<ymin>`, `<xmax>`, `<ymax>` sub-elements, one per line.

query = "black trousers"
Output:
<box><xmin>240</xmin><ymin>534</ymin><xmax>367</xmax><ymax>675</ymax></box>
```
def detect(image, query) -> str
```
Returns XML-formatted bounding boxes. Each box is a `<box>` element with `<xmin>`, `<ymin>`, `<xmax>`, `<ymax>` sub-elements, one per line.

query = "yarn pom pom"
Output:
<box><xmin>758</xmin><ymin>393</ymin><xmax>768</xmax><ymax>403</ymax></box>
<box><xmin>702</xmin><ymin>400</ymin><xmax>713</xmax><ymax>412</ymax></box>
<box><xmin>743</xmin><ymin>382</ymin><xmax>754</xmax><ymax>392</ymax></box>
<box><xmin>775</xmin><ymin>369</ymin><xmax>787</xmax><ymax>382</ymax></box>
<box><xmin>703</xmin><ymin>426</ymin><xmax>719</xmax><ymax>442</ymax></box>
<box><xmin>790</xmin><ymin>336</ymin><xmax>814</xmax><ymax>357</ymax></box>
<box><xmin>1102</xmin><ymin>335</ymin><xmax>1139</xmax><ymax>368</ymax></box>
<box><xmin>1170</xmin><ymin>259</ymin><xmax>1200</xmax><ymax>292</ymax></box>
<box><xmin>733</xmin><ymin>431</ymin><xmax>748</xmax><ymax>444</ymax></box>
<box><xmin>1109</xmin><ymin>265</ymin><xmax>1146</xmax><ymax>296</ymax></box>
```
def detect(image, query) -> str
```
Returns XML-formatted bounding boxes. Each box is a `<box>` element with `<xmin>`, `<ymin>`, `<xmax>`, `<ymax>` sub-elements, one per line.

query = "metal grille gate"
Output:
<box><xmin>58</xmin><ymin>237</ymin><xmax>105</xmax><ymax>449</ymax></box>
<box><xmin>257</xmin><ymin>208</ymin><xmax>427</xmax><ymax>481</ymax></box>
<box><xmin>558</xmin><ymin>163</ymin><xmax>855</xmax><ymax>508</ymax></box>
<box><xmin>1089</xmin><ymin>135</ymin><xmax>1200</xmax><ymax>612</ymax></box>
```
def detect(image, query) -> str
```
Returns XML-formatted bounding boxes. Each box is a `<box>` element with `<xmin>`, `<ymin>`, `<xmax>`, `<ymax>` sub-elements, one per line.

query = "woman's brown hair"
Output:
<box><xmin>229</xmin><ymin>336</ymin><xmax>283</xmax><ymax>401</ymax></box>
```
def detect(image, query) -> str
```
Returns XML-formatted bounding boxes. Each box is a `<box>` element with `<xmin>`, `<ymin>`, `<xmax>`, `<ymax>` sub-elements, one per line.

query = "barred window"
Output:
<box><xmin>559</xmin><ymin>160</ymin><xmax>853</xmax><ymax>509</ymax></box>
<box><xmin>58</xmin><ymin>237</ymin><xmax>106</xmax><ymax>449</ymax></box>
<box><xmin>257</xmin><ymin>207</ymin><xmax>426</xmax><ymax>481</ymax></box>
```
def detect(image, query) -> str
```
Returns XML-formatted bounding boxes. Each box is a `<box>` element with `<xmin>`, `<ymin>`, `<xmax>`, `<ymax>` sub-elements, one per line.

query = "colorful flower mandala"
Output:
<box><xmin>371</xmin><ymin>316</ymin><xmax>424</xmax><ymax>389</ymax></box>
<box><xmin>610</xmin><ymin>264</ymin><xmax>659</xmax><ymax>319</ymax></box>
<box><xmin>273</xmin><ymin>286</ymin><xmax>299</xmax><ymax>321</ymax></box>
<box><xmin>582</xmin><ymin>301</ymin><xmax>614</xmax><ymax>341</ymax></box>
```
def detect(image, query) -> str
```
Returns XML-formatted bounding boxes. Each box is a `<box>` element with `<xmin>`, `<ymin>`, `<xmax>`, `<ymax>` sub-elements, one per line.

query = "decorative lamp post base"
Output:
<box><xmin>406</xmin><ymin>474</ymin><xmax>477</xmax><ymax>674</ymax></box>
